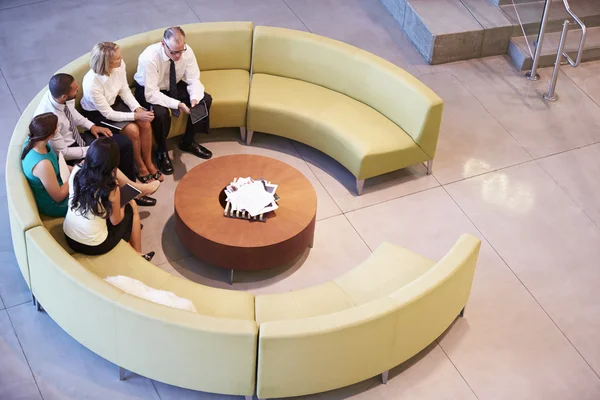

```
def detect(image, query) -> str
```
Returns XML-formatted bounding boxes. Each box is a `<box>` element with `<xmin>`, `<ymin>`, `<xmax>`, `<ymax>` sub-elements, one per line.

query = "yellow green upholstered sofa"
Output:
<box><xmin>247</xmin><ymin>26</ymin><xmax>444</xmax><ymax>194</ymax></box>
<box><xmin>6</xmin><ymin>22</ymin><xmax>455</xmax><ymax>399</ymax></box>
<box><xmin>7</xmin><ymin>21</ymin><xmax>258</xmax><ymax>399</ymax></box>
<box><xmin>254</xmin><ymin>234</ymin><xmax>480</xmax><ymax>399</ymax></box>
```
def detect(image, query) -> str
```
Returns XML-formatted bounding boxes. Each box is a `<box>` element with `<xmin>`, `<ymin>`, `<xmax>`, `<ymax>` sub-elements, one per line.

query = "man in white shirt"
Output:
<box><xmin>134</xmin><ymin>26</ymin><xmax>213</xmax><ymax>175</ymax></box>
<box><xmin>34</xmin><ymin>73</ymin><xmax>157</xmax><ymax>207</ymax></box>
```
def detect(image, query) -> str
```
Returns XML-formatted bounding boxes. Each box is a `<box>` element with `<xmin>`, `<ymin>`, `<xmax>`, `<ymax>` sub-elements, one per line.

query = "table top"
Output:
<box><xmin>174</xmin><ymin>154</ymin><xmax>317</xmax><ymax>249</ymax></box>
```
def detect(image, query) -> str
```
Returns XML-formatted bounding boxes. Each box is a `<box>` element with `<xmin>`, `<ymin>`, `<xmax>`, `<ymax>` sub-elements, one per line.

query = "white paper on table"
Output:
<box><xmin>58</xmin><ymin>152</ymin><xmax>70</xmax><ymax>184</ymax></box>
<box><xmin>233</xmin><ymin>181</ymin><xmax>275</xmax><ymax>216</ymax></box>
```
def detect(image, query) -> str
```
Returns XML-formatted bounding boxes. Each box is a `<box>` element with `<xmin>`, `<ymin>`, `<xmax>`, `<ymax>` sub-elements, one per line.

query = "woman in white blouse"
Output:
<box><xmin>81</xmin><ymin>42</ymin><xmax>163</xmax><ymax>182</ymax></box>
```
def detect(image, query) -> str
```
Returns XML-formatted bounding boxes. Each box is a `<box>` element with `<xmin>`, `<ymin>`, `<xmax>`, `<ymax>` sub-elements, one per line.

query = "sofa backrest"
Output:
<box><xmin>387</xmin><ymin>234</ymin><xmax>481</xmax><ymax>363</ymax></box>
<box><xmin>251</xmin><ymin>26</ymin><xmax>444</xmax><ymax>158</ymax></box>
<box><xmin>55</xmin><ymin>21</ymin><xmax>254</xmax><ymax>108</ymax></box>
<box><xmin>6</xmin><ymin>88</ymin><xmax>48</xmax><ymax>287</ymax></box>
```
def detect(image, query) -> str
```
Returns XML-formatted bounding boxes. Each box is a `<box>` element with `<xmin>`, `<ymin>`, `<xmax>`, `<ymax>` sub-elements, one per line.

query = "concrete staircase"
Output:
<box><xmin>503</xmin><ymin>0</ymin><xmax>600</xmax><ymax>71</ymax></box>
<box><xmin>381</xmin><ymin>0</ymin><xmax>600</xmax><ymax>70</ymax></box>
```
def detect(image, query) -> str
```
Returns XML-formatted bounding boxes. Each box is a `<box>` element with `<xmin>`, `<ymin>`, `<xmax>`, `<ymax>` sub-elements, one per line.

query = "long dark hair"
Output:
<box><xmin>21</xmin><ymin>113</ymin><xmax>58</xmax><ymax>160</ymax></box>
<box><xmin>70</xmin><ymin>137</ymin><xmax>120</xmax><ymax>218</ymax></box>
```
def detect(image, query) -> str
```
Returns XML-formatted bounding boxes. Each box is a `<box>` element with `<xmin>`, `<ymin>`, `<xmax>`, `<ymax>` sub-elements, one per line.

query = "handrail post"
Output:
<box><xmin>544</xmin><ymin>20</ymin><xmax>570</xmax><ymax>101</ymax></box>
<box><xmin>526</xmin><ymin>0</ymin><xmax>552</xmax><ymax>81</ymax></box>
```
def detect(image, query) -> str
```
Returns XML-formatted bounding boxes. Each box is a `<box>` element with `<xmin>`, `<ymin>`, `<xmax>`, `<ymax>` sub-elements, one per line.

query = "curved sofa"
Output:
<box><xmin>247</xmin><ymin>26</ymin><xmax>443</xmax><ymax>194</ymax></box>
<box><xmin>6</xmin><ymin>22</ymin><xmax>456</xmax><ymax>399</ymax></box>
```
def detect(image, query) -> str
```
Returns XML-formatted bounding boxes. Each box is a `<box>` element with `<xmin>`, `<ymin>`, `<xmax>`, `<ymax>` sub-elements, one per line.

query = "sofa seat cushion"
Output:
<box><xmin>247</xmin><ymin>73</ymin><xmax>429</xmax><ymax>180</ymax></box>
<box><xmin>255</xmin><ymin>282</ymin><xmax>355</xmax><ymax>324</ymax></box>
<box><xmin>41</xmin><ymin>216</ymin><xmax>74</xmax><ymax>255</ymax></box>
<box><xmin>74</xmin><ymin>242</ymin><xmax>254</xmax><ymax>320</ymax></box>
<box><xmin>161</xmin><ymin>276</ymin><xmax>254</xmax><ymax>321</ymax></box>
<box><xmin>335</xmin><ymin>242</ymin><xmax>435</xmax><ymax>305</ymax></box>
<box><xmin>203</xmin><ymin>69</ymin><xmax>250</xmax><ymax>128</ymax></box>
<box><xmin>166</xmin><ymin>69</ymin><xmax>250</xmax><ymax>138</ymax></box>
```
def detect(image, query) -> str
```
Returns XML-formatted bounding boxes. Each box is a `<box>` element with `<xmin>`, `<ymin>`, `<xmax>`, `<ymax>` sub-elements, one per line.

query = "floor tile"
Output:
<box><xmin>0</xmin><ymin>308</ymin><xmax>42</xmax><ymax>400</ymax></box>
<box><xmin>0</xmin><ymin>196</ymin><xmax>16</xmax><ymax>253</ymax></box>
<box><xmin>0</xmin><ymin>0</ymin><xmax>200</xmax><ymax>109</ymax></box>
<box><xmin>444</xmin><ymin>57</ymin><xmax>600</xmax><ymax>158</ymax></box>
<box><xmin>144</xmin><ymin>129</ymin><xmax>342</xmax><ymax>265</ymax></box>
<box><xmin>446</xmin><ymin>162</ymin><xmax>600</xmax><ymax>377</ymax></box>
<box><xmin>346</xmin><ymin>186</ymin><xmax>600</xmax><ymax>399</ymax></box>
<box><xmin>293</xmin><ymin>141</ymin><xmax>439</xmax><ymax>213</ymax></box>
<box><xmin>151</xmin><ymin>381</ymin><xmax>240</xmax><ymax>399</ymax></box>
<box><xmin>0</xmin><ymin>251</ymin><xmax>31</xmax><ymax>308</ymax></box>
<box><xmin>563</xmin><ymin>60</ymin><xmax>600</xmax><ymax>106</ymax></box>
<box><xmin>371</xmin><ymin>344</ymin><xmax>476</xmax><ymax>400</ymax></box>
<box><xmin>0</xmin><ymin>71</ymin><xmax>21</xmax><ymax>153</ymax></box>
<box><xmin>157</xmin><ymin>214</ymin><xmax>371</xmax><ymax>295</ymax></box>
<box><xmin>537</xmin><ymin>143</ymin><xmax>600</xmax><ymax>227</ymax></box>
<box><xmin>186</xmin><ymin>0</ymin><xmax>308</xmax><ymax>30</ymax></box>
<box><xmin>420</xmin><ymin>72</ymin><xmax>532</xmax><ymax>184</ymax></box>
<box><xmin>285</xmin><ymin>0</ymin><xmax>420</xmax><ymax>76</ymax></box>
<box><xmin>8</xmin><ymin>303</ymin><xmax>161</xmax><ymax>400</ymax></box>
<box><xmin>0</xmin><ymin>0</ymin><xmax>50</xmax><ymax>11</ymax></box>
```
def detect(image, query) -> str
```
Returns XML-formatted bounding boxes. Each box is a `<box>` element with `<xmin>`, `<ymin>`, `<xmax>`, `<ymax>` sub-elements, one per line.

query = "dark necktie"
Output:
<box><xmin>64</xmin><ymin>105</ymin><xmax>86</xmax><ymax>147</ymax></box>
<box><xmin>169</xmin><ymin>59</ymin><xmax>180</xmax><ymax>117</ymax></box>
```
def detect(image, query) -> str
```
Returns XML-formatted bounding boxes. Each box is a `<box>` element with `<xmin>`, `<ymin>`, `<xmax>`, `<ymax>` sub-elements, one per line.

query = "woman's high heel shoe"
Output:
<box><xmin>143</xmin><ymin>180</ymin><xmax>160</xmax><ymax>196</ymax></box>
<box><xmin>142</xmin><ymin>251</ymin><xmax>155</xmax><ymax>262</ymax></box>
<box><xmin>136</xmin><ymin>173</ymin><xmax>153</xmax><ymax>183</ymax></box>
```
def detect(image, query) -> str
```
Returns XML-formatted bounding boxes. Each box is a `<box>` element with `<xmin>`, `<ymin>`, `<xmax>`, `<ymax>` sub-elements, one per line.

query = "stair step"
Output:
<box><xmin>508</xmin><ymin>24</ymin><xmax>600</xmax><ymax>70</ymax></box>
<box><xmin>501</xmin><ymin>0</ymin><xmax>600</xmax><ymax>36</ymax></box>
<box><xmin>495</xmin><ymin>0</ymin><xmax>540</xmax><ymax>7</ymax></box>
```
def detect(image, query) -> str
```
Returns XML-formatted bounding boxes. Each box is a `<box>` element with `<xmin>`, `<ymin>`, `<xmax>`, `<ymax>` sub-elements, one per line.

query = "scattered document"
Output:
<box><xmin>224</xmin><ymin>177</ymin><xmax>279</xmax><ymax>217</ymax></box>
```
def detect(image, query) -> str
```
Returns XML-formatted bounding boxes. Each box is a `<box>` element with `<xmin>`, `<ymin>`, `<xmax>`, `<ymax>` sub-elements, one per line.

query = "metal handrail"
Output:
<box><xmin>544</xmin><ymin>0</ymin><xmax>587</xmax><ymax>101</ymax></box>
<box><xmin>561</xmin><ymin>0</ymin><xmax>587</xmax><ymax>67</ymax></box>
<box><xmin>526</xmin><ymin>0</ymin><xmax>552</xmax><ymax>81</ymax></box>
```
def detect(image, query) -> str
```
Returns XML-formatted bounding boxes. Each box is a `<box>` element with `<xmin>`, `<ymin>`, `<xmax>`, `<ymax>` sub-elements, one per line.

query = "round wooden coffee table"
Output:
<box><xmin>174</xmin><ymin>154</ymin><xmax>317</xmax><ymax>283</ymax></box>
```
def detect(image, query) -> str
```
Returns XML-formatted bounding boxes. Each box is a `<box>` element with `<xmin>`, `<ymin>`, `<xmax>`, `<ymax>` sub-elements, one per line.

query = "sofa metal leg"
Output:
<box><xmin>229</xmin><ymin>269</ymin><xmax>234</xmax><ymax>285</ymax></box>
<box><xmin>119</xmin><ymin>366</ymin><xmax>126</xmax><ymax>381</ymax></box>
<box><xmin>459</xmin><ymin>307</ymin><xmax>465</xmax><ymax>318</ymax></box>
<box><xmin>381</xmin><ymin>370</ymin><xmax>389</xmax><ymax>384</ymax></box>
<box><xmin>356</xmin><ymin>179</ymin><xmax>365</xmax><ymax>195</ymax></box>
<box><xmin>245</xmin><ymin>130</ymin><xmax>254</xmax><ymax>145</ymax></box>
<box><xmin>426</xmin><ymin>159</ymin><xmax>433</xmax><ymax>175</ymax></box>
<box><xmin>32</xmin><ymin>294</ymin><xmax>36</xmax><ymax>307</ymax></box>
<box><xmin>239</xmin><ymin>126</ymin><xmax>247</xmax><ymax>142</ymax></box>
<box><xmin>36</xmin><ymin>300</ymin><xmax>43</xmax><ymax>312</ymax></box>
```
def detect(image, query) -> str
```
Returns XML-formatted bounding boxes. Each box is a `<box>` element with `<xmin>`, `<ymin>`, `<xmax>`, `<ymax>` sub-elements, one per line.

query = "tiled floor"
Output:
<box><xmin>2</xmin><ymin>0</ymin><xmax>600</xmax><ymax>399</ymax></box>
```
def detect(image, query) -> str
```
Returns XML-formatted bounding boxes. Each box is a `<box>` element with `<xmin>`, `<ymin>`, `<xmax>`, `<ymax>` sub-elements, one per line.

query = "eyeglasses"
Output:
<box><xmin>163</xmin><ymin>41</ymin><xmax>187</xmax><ymax>56</ymax></box>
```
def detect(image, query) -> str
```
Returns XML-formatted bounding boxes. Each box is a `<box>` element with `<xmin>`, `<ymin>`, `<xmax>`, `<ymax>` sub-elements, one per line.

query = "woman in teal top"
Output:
<box><xmin>21</xmin><ymin>113</ymin><xmax>70</xmax><ymax>217</ymax></box>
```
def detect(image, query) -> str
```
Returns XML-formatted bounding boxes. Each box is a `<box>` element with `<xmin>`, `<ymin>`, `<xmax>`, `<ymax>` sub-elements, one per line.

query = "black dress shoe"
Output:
<box><xmin>178</xmin><ymin>140</ymin><xmax>212</xmax><ymax>159</ymax></box>
<box><xmin>135</xmin><ymin>195</ymin><xmax>157</xmax><ymax>207</ymax></box>
<box><xmin>157</xmin><ymin>152</ymin><xmax>174</xmax><ymax>175</ymax></box>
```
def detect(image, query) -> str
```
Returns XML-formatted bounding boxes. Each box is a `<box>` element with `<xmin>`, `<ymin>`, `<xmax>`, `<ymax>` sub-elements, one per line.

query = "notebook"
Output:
<box><xmin>190</xmin><ymin>100</ymin><xmax>208</xmax><ymax>124</ymax></box>
<box><xmin>58</xmin><ymin>152</ymin><xmax>70</xmax><ymax>184</ymax></box>
<box><xmin>120</xmin><ymin>183</ymin><xmax>141</xmax><ymax>207</ymax></box>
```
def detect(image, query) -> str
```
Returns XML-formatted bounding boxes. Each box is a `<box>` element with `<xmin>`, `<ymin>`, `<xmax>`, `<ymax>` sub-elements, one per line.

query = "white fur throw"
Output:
<box><xmin>105</xmin><ymin>275</ymin><xmax>197</xmax><ymax>313</ymax></box>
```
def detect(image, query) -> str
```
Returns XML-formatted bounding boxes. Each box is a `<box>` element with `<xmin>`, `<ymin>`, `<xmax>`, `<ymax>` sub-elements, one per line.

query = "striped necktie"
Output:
<box><xmin>63</xmin><ymin>104</ymin><xmax>86</xmax><ymax>147</ymax></box>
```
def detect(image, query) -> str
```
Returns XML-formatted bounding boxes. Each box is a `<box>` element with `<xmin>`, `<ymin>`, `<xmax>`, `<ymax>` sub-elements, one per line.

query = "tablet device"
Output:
<box><xmin>120</xmin><ymin>183</ymin><xmax>141</xmax><ymax>207</ymax></box>
<box><xmin>101</xmin><ymin>120</ymin><xmax>128</xmax><ymax>130</ymax></box>
<box><xmin>101</xmin><ymin>102</ymin><xmax>133</xmax><ymax>130</ymax></box>
<box><xmin>190</xmin><ymin>100</ymin><xmax>208</xmax><ymax>124</ymax></box>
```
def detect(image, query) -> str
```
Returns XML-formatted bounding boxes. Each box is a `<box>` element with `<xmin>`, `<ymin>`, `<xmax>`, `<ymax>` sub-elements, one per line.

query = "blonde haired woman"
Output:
<box><xmin>81</xmin><ymin>42</ymin><xmax>163</xmax><ymax>182</ymax></box>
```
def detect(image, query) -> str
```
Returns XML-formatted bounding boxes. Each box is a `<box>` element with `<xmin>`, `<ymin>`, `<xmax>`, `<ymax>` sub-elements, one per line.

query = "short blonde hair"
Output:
<box><xmin>90</xmin><ymin>42</ymin><xmax>119</xmax><ymax>76</ymax></box>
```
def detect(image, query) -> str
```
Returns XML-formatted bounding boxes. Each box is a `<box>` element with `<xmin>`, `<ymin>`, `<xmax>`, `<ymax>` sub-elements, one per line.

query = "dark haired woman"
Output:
<box><xmin>21</xmin><ymin>112</ymin><xmax>70</xmax><ymax>217</ymax></box>
<box><xmin>63</xmin><ymin>137</ymin><xmax>154</xmax><ymax>260</ymax></box>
